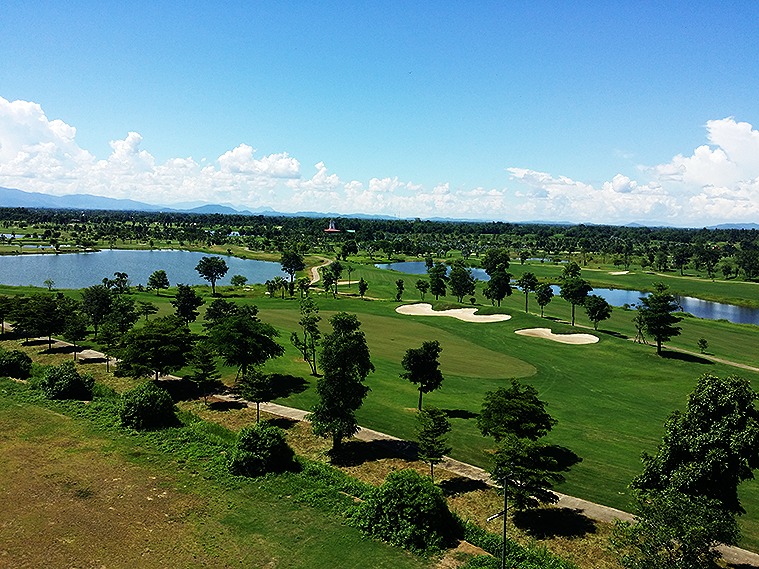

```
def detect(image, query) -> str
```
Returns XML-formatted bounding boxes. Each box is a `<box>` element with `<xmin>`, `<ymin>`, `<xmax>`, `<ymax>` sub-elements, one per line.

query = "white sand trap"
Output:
<box><xmin>609</xmin><ymin>271</ymin><xmax>629</xmax><ymax>275</ymax></box>
<box><xmin>396</xmin><ymin>303</ymin><xmax>511</xmax><ymax>323</ymax></box>
<box><xmin>515</xmin><ymin>328</ymin><xmax>599</xmax><ymax>344</ymax></box>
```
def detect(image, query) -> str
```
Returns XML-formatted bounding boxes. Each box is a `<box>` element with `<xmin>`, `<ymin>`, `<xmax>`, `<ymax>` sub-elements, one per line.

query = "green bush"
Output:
<box><xmin>119</xmin><ymin>381</ymin><xmax>178</xmax><ymax>430</ymax></box>
<box><xmin>39</xmin><ymin>360</ymin><xmax>94</xmax><ymax>400</ymax></box>
<box><xmin>352</xmin><ymin>468</ymin><xmax>460</xmax><ymax>553</ymax></box>
<box><xmin>228</xmin><ymin>421</ymin><xmax>297</xmax><ymax>477</ymax></box>
<box><xmin>0</xmin><ymin>349</ymin><xmax>32</xmax><ymax>380</ymax></box>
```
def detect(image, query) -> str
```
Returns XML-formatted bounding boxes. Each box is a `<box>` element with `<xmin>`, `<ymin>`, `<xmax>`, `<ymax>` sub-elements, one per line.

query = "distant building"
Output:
<box><xmin>324</xmin><ymin>219</ymin><xmax>340</xmax><ymax>233</ymax></box>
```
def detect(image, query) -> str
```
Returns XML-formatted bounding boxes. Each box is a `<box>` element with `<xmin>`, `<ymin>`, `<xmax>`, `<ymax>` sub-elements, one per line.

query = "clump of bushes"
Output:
<box><xmin>39</xmin><ymin>360</ymin><xmax>94</xmax><ymax>399</ymax></box>
<box><xmin>119</xmin><ymin>381</ymin><xmax>178</xmax><ymax>430</ymax></box>
<box><xmin>228</xmin><ymin>421</ymin><xmax>297</xmax><ymax>477</ymax></box>
<box><xmin>352</xmin><ymin>468</ymin><xmax>460</xmax><ymax>554</ymax></box>
<box><xmin>0</xmin><ymin>348</ymin><xmax>32</xmax><ymax>380</ymax></box>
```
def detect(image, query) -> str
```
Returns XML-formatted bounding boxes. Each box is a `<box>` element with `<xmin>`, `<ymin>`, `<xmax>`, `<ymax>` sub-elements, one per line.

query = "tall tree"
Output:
<box><xmin>171</xmin><ymin>283</ymin><xmax>205</xmax><ymax>323</ymax></box>
<box><xmin>115</xmin><ymin>315</ymin><xmax>195</xmax><ymax>381</ymax></box>
<box><xmin>136</xmin><ymin>300</ymin><xmax>159</xmax><ymax>321</ymax></box>
<box><xmin>358</xmin><ymin>277</ymin><xmax>368</xmax><ymax>299</ymax></box>
<box><xmin>448</xmin><ymin>260</ymin><xmax>475</xmax><ymax>303</ymax></box>
<box><xmin>238</xmin><ymin>367</ymin><xmax>277</xmax><ymax>422</ymax></box>
<box><xmin>516</xmin><ymin>272</ymin><xmax>538</xmax><ymax>313</ymax></box>
<box><xmin>290</xmin><ymin>297</ymin><xmax>321</xmax><ymax>376</ymax></box>
<box><xmin>416</xmin><ymin>406</ymin><xmax>452</xmax><ymax>481</ymax></box>
<box><xmin>477</xmin><ymin>380</ymin><xmax>557</xmax><ymax>442</ymax></box>
<box><xmin>631</xmin><ymin>373</ymin><xmax>759</xmax><ymax>516</ymax></box>
<box><xmin>481</xmin><ymin>247</ymin><xmax>510</xmax><ymax>275</ymax></box>
<box><xmin>535</xmin><ymin>283</ymin><xmax>554</xmax><ymax>317</ymax></box>
<box><xmin>308</xmin><ymin>312</ymin><xmax>374</xmax><ymax>452</ymax></box>
<box><xmin>147</xmin><ymin>269</ymin><xmax>170</xmax><ymax>295</ymax></box>
<box><xmin>483</xmin><ymin>265</ymin><xmax>512</xmax><ymax>307</ymax></box>
<box><xmin>428</xmin><ymin>262</ymin><xmax>448</xmax><ymax>300</ymax></box>
<box><xmin>195</xmin><ymin>256</ymin><xmax>228</xmax><ymax>295</ymax></box>
<box><xmin>584</xmin><ymin>294</ymin><xmax>613</xmax><ymax>330</ymax></box>
<box><xmin>207</xmin><ymin>310</ymin><xmax>284</xmax><ymax>377</ymax></box>
<box><xmin>415</xmin><ymin>279</ymin><xmax>429</xmax><ymax>300</ymax></box>
<box><xmin>81</xmin><ymin>284</ymin><xmax>112</xmax><ymax>340</ymax></box>
<box><xmin>186</xmin><ymin>340</ymin><xmax>221</xmax><ymax>403</ymax></box>
<box><xmin>280</xmin><ymin>250</ymin><xmax>306</xmax><ymax>289</ymax></box>
<box><xmin>401</xmin><ymin>340</ymin><xmax>444</xmax><ymax>410</ymax></box>
<box><xmin>395</xmin><ymin>279</ymin><xmax>405</xmax><ymax>301</ymax></box>
<box><xmin>560</xmin><ymin>277</ymin><xmax>592</xmax><ymax>326</ymax></box>
<box><xmin>638</xmin><ymin>283</ymin><xmax>683</xmax><ymax>355</ymax></box>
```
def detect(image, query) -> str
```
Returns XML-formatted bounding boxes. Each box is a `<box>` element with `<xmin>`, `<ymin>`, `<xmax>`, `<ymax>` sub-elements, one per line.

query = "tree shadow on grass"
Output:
<box><xmin>438</xmin><ymin>476</ymin><xmax>489</xmax><ymax>496</ymax></box>
<box><xmin>266</xmin><ymin>417</ymin><xmax>299</xmax><ymax>430</ymax></box>
<box><xmin>208</xmin><ymin>398</ymin><xmax>248</xmax><ymax>411</ymax></box>
<box><xmin>513</xmin><ymin>507</ymin><xmax>597</xmax><ymax>539</ymax></box>
<box><xmin>442</xmin><ymin>409</ymin><xmax>478</xmax><ymax>420</ymax></box>
<box><xmin>269</xmin><ymin>373</ymin><xmax>310</xmax><ymax>399</ymax></box>
<box><xmin>660</xmin><ymin>350</ymin><xmax>713</xmax><ymax>365</ymax></box>
<box><xmin>330</xmin><ymin>438</ymin><xmax>417</xmax><ymax>467</ymax></box>
<box><xmin>157</xmin><ymin>378</ymin><xmax>227</xmax><ymax>402</ymax></box>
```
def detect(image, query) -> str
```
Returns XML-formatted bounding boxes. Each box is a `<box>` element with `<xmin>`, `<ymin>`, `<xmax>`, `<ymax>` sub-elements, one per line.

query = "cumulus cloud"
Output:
<box><xmin>2</xmin><ymin>96</ymin><xmax>759</xmax><ymax>225</ymax></box>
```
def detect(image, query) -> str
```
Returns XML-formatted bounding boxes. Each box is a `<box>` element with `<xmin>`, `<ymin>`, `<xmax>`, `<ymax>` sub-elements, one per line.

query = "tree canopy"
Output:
<box><xmin>638</xmin><ymin>283</ymin><xmax>682</xmax><ymax>355</ymax></box>
<box><xmin>401</xmin><ymin>340</ymin><xmax>444</xmax><ymax>410</ymax></box>
<box><xmin>477</xmin><ymin>379</ymin><xmax>557</xmax><ymax>442</ymax></box>
<box><xmin>195</xmin><ymin>256</ymin><xmax>228</xmax><ymax>295</ymax></box>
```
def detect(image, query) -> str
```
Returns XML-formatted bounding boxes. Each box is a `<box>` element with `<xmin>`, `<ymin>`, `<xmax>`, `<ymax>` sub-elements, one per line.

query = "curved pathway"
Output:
<box><xmin>309</xmin><ymin>257</ymin><xmax>332</xmax><ymax>284</ymax></box>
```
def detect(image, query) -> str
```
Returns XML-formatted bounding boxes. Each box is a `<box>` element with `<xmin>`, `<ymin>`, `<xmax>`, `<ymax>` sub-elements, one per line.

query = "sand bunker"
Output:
<box><xmin>396</xmin><ymin>303</ymin><xmax>511</xmax><ymax>323</ymax></box>
<box><xmin>609</xmin><ymin>271</ymin><xmax>629</xmax><ymax>275</ymax></box>
<box><xmin>515</xmin><ymin>328</ymin><xmax>599</xmax><ymax>344</ymax></box>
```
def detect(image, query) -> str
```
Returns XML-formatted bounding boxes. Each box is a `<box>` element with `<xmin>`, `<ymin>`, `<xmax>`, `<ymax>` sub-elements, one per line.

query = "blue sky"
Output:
<box><xmin>2</xmin><ymin>1</ymin><xmax>759</xmax><ymax>226</ymax></box>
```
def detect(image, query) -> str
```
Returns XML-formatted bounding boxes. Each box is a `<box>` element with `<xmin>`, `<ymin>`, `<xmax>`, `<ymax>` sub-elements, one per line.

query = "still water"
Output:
<box><xmin>0</xmin><ymin>250</ymin><xmax>284</xmax><ymax>289</ymax></box>
<box><xmin>376</xmin><ymin>261</ymin><xmax>759</xmax><ymax>325</ymax></box>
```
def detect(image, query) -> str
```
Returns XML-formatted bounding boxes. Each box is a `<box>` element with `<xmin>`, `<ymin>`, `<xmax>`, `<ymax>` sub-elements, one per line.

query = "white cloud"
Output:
<box><xmin>2</xmin><ymin>96</ymin><xmax>759</xmax><ymax>225</ymax></box>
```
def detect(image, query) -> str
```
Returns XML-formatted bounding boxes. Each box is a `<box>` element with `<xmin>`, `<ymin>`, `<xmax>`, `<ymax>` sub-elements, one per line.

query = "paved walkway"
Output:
<box><xmin>217</xmin><ymin>396</ymin><xmax>759</xmax><ymax>568</ymax></box>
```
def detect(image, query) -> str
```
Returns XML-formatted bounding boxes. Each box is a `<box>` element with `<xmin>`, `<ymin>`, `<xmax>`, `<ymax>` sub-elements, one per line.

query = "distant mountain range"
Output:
<box><xmin>2</xmin><ymin>186</ymin><xmax>759</xmax><ymax>230</ymax></box>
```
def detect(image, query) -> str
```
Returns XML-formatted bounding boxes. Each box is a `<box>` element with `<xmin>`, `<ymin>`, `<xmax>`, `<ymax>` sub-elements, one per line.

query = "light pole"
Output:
<box><xmin>486</xmin><ymin>467</ymin><xmax>511</xmax><ymax>569</ymax></box>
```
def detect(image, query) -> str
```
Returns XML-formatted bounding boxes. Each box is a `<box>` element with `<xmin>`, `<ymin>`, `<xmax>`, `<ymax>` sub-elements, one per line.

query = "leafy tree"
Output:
<box><xmin>203</xmin><ymin>297</ymin><xmax>243</xmax><ymax>329</ymax></box>
<box><xmin>81</xmin><ymin>284</ymin><xmax>112</xmax><ymax>340</ymax></box>
<box><xmin>98</xmin><ymin>321</ymin><xmax>119</xmax><ymax>373</ymax></box>
<box><xmin>559</xmin><ymin>277</ymin><xmax>592</xmax><ymax>326</ymax></box>
<box><xmin>119</xmin><ymin>381</ymin><xmax>179</xmax><ymax>430</ymax></box>
<box><xmin>39</xmin><ymin>360</ymin><xmax>94</xmax><ymax>400</ymax></box>
<box><xmin>353</xmin><ymin>469</ymin><xmax>459</xmax><ymax>553</ymax></box>
<box><xmin>104</xmin><ymin>295</ymin><xmax>139</xmax><ymax>335</ymax></box>
<box><xmin>415</xmin><ymin>279</ymin><xmax>429</xmax><ymax>300</ymax></box>
<box><xmin>481</xmin><ymin>247</ymin><xmax>510</xmax><ymax>275</ymax></box>
<box><xmin>448</xmin><ymin>260</ymin><xmax>475</xmax><ymax>303</ymax></box>
<box><xmin>342</xmin><ymin>240</ymin><xmax>358</xmax><ymax>260</ymax></box>
<box><xmin>345</xmin><ymin>264</ymin><xmax>354</xmax><ymax>286</ymax></box>
<box><xmin>280</xmin><ymin>249</ymin><xmax>306</xmax><ymax>288</ymax></box>
<box><xmin>535</xmin><ymin>282</ymin><xmax>554</xmax><ymax>317</ymax></box>
<box><xmin>115</xmin><ymin>315</ymin><xmax>195</xmax><ymax>381</ymax></box>
<box><xmin>697</xmin><ymin>337</ymin><xmax>708</xmax><ymax>354</ymax></box>
<box><xmin>416</xmin><ymin>406</ymin><xmax>452</xmax><ymax>480</ymax></box>
<box><xmin>290</xmin><ymin>297</ymin><xmax>321</xmax><ymax>376</ymax></box>
<box><xmin>207</xmin><ymin>310</ymin><xmax>284</xmax><ymax>377</ymax></box>
<box><xmin>631</xmin><ymin>373</ymin><xmax>759</xmax><ymax>516</ymax></box>
<box><xmin>308</xmin><ymin>312</ymin><xmax>374</xmax><ymax>452</ymax></box>
<box><xmin>195</xmin><ymin>256</ymin><xmax>228</xmax><ymax>295</ymax></box>
<box><xmin>43</xmin><ymin>278</ymin><xmax>55</xmax><ymax>290</ymax></box>
<box><xmin>401</xmin><ymin>340</ymin><xmax>444</xmax><ymax>410</ymax></box>
<box><xmin>395</xmin><ymin>279</ymin><xmax>405</xmax><ymax>301</ymax></box>
<box><xmin>638</xmin><ymin>283</ymin><xmax>683</xmax><ymax>355</ymax></box>
<box><xmin>147</xmin><ymin>269</ymin><xmax>170</xmax><ymax>295</ymax></box>
<box><xmin>136</xmin><ymin>300</ymin><xmax>158</xmax><ymax>321</ymax></box>
<box><xmin>358</xmin><ymin>277</ymin><xmax>368</xmax><ymax>299</ymax></box>
<box><xmin>62</xmin><ymin>310</ymin><xmax>89</xmax><ymax>360</ymax></box>
<box><xmin>230</xmin><ymin>274</ymin><xmax>248</xmax><ymax>287</ymax></box>
<box><xmin>21</xmin><ymin>293</ymin><xmax>65</xmax><ymax>349</ymax></box>
<box><xmin>672</xmin><ymin>245</ymin><xmax>691</xmax><ymax>276</ymax></box>
<box><xmin>584</xmin><ymin>294</ymin><xmax>613</xmax><ymax>330</ymax></box>
<box><xmin>428</xmin><ymin>262</ymin><xmax>448</xmax><ymax>300</ymax></box>
<box><xmin>322</xmin><ymin>270</ymin><xmax>336</xmax><ymax>298</ymax></box>
<box><xmin>516</xmin><ymin>272</ymin><xmax>538</xmax><ymax>313</ymax></box>
<box><xmin>238</xmin><ymin>368</ymin><xmax>277</xmax><ymax>422</ymax></box>
<box><xmin>482</xmin><ymin>265</ymin><xmax>512</xmax><ymax>307</ymax></box>
<box><xmin>477</xmin><ymin>379</ymin><xmax>556</xmax><ymax>442</ymax></box>
<box><xmin>561</xmin><ymin>261</ymin><xmax>581</xmax><ymax>279</ymax></box>
<box><xmin>185</xmin><ymin>340</ymin><xmax>221</xmax><ymax>403</ymax></box>
<box><xmin>488</xmin><ymin>434</ymin><xmax>581</xmax><ymax>510</ymax></box>
<box><xmin>297</xmin><ymin>276</ymin><xmax>311</xmax><ymax>297</ymax></box>
<box><xmin>229</xmin><ymin>422</ymin><xmax>296</xmax><ymax>477</ymax></box>
<box><xmin>171</xmin><ymin>283</ymin><xmax>205</xmax><ymax>323</ymax></box>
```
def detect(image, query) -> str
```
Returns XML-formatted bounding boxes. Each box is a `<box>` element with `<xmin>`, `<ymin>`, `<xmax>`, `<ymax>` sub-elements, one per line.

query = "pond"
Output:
<box><xmin>376</xmin><ymin>261</ymin><xmax>759</xmax><ymax>325</ymax></box>
<box><xmin>0</xmin><ymin>249</ymin><xmax>285</xmax><ymax>290</ymax></box>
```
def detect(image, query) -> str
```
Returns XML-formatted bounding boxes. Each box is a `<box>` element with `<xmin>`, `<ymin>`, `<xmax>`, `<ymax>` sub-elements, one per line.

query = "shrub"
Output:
<box><xmin>0</xmin><ymin>349</ymin><xmax>32</xmax><ymax>380</ymax></box>
<box><xmin>352</xmin><ymin>468</ymin><xmax>460</xmax><ymax>553</ymax></box>
<box><xmin>39</xmin><ymin>360</ymin><xmax>94</xmax><ymax>399</ymax></box>
<box><xmin>119</xmin><ymin>381</ymin><xmax>178</xmax><ymax>430</ymax></box>
<box><xmin>228</xmin><ymin>421</ymin><xmax>297</xmax><ymax>477</ymax></box>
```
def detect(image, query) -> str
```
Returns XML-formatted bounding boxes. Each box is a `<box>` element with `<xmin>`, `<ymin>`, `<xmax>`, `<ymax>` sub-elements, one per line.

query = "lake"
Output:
<box><xmin>376</xmin><ymin>261</ymin><xmax>759</xmax><ymax>325</ymax></box>
<box><xmin>0</xmin><ymin>250</ymin><xmax>285</xmax><ymax>289</ymax></box>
